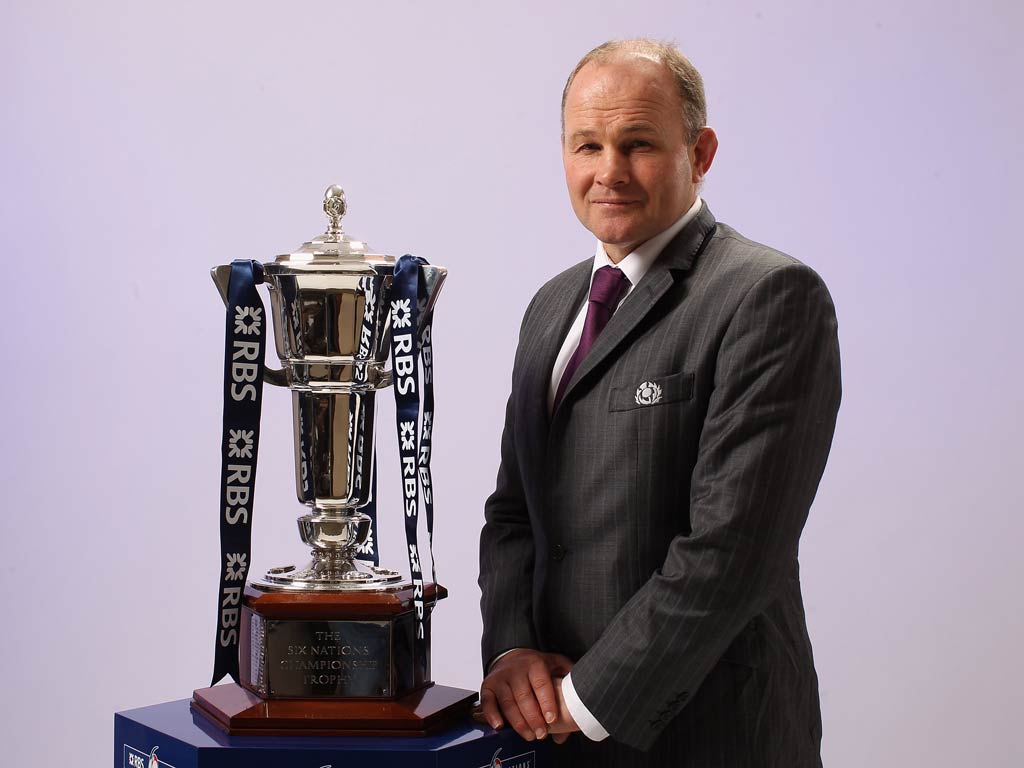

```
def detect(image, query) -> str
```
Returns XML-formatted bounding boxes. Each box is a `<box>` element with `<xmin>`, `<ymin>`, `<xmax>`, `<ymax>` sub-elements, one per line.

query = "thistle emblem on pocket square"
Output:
<box><xmin>635</xmin><ymin>380</ymin><xmax>663</xmax><ymax>406</ymax></box>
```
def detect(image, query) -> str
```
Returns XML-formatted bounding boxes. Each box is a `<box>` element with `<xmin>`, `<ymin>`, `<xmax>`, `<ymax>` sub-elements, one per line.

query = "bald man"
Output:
<box><xmin>478</xmin><ymin>39</ymin><xmax>840</xmax><ymax>767</ymax></box>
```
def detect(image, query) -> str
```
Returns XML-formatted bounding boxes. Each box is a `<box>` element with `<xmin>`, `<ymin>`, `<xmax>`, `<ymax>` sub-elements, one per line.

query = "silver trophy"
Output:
<box><xmin>211</xmin><ymin>185</ymin><xmax>445</xmax><ymax>592</ymax></box>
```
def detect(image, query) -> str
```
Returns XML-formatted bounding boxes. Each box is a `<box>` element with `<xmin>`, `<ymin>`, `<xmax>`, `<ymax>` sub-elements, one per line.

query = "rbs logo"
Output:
<box><xmin>123</xmin><ymin>744</ymin><xmax>174</xmax><ymax>768</ymax></box>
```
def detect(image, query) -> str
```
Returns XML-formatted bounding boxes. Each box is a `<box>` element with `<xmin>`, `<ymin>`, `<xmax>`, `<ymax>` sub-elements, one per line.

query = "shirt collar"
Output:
<box><xmin>592</xmin><ymin>195</ymin><xmax>703</xmax><ymax>285</ymax></box>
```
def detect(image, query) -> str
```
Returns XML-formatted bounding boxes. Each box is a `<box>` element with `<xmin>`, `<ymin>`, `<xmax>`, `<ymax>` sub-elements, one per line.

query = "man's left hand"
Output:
<box><xmin>479</xmin><ymin>649</ymin><xmax>573</xmax><ymax>741</ymax></box>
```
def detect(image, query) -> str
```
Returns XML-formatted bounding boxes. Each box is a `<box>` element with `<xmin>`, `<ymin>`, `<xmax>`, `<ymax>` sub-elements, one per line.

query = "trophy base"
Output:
<box><xmin>240</xmin><ymin>583</ymin><xmax>448</xmax><ymax>696</ymax></box>
<box><xmin>192</xmin><ymin>582</ymin><xmax>476</xmax><ymax>736</ymax></box>
<box><xmin>190</xmin><ymin>682</ymin><xmax>478</xmax><ymax>737</ymax></box>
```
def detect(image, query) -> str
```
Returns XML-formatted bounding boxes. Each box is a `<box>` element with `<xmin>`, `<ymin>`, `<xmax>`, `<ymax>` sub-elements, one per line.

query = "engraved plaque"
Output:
<box><xmin>263</xmin><ymin>619</ymin><xmax>391</xmax><ymax>697</ymax></box>
<box><xmin>250</xmin><ymin>613</ymin><xmax>267</xmax><ymax>696</ymax></box>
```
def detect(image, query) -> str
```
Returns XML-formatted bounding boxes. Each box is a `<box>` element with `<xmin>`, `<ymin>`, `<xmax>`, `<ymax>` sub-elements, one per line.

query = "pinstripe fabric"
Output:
<box><xmin>479</xmin><ymin>203</ymin><xmax>841</xmax><ymax>766</ymax></box>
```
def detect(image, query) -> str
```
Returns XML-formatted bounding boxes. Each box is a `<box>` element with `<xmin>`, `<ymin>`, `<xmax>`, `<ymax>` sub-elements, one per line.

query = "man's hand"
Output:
<box><xmin>479</xmin><ymin>649</ymin><xmax>573</xmax><ymax>741</ymax></box>
<box><xmin>547</xmin><ymin>677</ymin><xmax>581</xmax><ymax>744</ymax></box>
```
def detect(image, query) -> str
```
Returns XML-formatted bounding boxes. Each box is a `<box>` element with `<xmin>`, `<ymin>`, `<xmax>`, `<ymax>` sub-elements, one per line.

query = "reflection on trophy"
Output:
<box><xmin>191</xmin><ymin>186</ymin><xmax>475</xmax><ymax>736</ymax></box>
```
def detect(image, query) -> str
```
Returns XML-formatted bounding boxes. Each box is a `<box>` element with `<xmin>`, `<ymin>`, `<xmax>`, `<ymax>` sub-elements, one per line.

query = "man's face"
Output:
<box><xmin>562</xmin><ymin>57</ymin><xmax>713</xmax><ymax>261</ymax></box>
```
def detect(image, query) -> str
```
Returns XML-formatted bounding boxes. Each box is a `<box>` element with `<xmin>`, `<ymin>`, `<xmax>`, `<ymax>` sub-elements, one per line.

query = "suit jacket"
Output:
<box><xmin>479</xmin><ymin>203</ymin><xmax>841</xmax><ymax>767</ymax></box>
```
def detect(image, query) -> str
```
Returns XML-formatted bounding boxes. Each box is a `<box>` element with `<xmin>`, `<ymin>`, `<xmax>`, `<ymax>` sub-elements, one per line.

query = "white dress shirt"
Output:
<box><xmin>551</xmin><ymin>197</ymin><xmax>703</xmax><ymax>741</ymax></box>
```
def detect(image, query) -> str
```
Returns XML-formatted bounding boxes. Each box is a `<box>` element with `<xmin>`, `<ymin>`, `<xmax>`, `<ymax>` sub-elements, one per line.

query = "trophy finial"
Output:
<box><xmin>323</xmin><ymin>185</ymin><xmax>347</xmax><ymax>236</ymax></box>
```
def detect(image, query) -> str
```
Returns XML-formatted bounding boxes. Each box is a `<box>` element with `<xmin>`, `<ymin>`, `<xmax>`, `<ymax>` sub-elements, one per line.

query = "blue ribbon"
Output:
<box><xmin>211</xmin><ymin>260</ymin><xmax>267</xmax><ymax>686</ymax></box>
<box><xmin>388</xmin><ymin>254</ymin><xmax>438</xmax><ymax>658</ymax></box>
<box><xmin>353</xmin><ymin>275</ymin><xmax>381</xmax><ymax>564</ymax></box>
<box><xmin>417</xmin><ymin>273</ymin><xmax>438</xmax><ymax>592</ymax></box>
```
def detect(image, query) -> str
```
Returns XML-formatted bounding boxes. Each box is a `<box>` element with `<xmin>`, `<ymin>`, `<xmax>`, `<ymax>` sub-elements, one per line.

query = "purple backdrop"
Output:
<box><xmin>1</xmin><ymin>1</ymin><xmax>1021</xmax><ymax>765</ymax></box>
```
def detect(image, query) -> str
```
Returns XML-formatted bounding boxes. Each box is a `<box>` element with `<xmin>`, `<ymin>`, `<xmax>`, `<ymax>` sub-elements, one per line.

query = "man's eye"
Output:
<box><xmin>627</xmin><ymin>140</ymin><xmax>652</xmax><ymax>151</ymax></box>
<box><xmin>576</xmin><ymin>143</ymin><xmax>600</xmax><ymax>153</ymax></box>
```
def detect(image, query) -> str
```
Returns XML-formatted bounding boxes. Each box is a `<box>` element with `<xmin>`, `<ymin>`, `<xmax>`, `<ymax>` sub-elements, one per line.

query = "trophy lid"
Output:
<box><xmin>270</xmin><ymin>185</ymin><xmax>394</xmax><ymax>270</ymax></box>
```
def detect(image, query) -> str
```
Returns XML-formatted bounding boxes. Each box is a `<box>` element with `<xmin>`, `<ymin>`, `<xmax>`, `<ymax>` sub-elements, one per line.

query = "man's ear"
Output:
<box><xmin>691</xmin><ymin>127</ymin><xmax>719</xmax><ymax>182</ymax></box>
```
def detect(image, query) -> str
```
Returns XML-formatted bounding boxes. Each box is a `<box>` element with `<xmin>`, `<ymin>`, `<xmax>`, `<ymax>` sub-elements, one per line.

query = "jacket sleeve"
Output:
<box><xmin>478</xmin><ymin>295</ymin><xmax>542</xmax><ymax>671</ymax></box>
<box><xmin>570</xmin><ymin>262</ymin><xmax>842</xmax><ymax>750</ymax></box>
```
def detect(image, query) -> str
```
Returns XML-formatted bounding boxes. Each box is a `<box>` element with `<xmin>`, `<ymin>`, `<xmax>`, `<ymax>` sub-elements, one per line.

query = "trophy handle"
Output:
<box><xmin>211</xmin><ymin>265</ymin><xmax>289</xmax><ymax>388</ymax></box>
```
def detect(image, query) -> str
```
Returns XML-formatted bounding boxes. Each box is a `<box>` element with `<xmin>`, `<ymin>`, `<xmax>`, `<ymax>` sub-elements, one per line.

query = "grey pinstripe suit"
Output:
<box><xmin>479</xmin><ymin>202</ymin><xmax>841</xmax><ymax>766</ymax></box>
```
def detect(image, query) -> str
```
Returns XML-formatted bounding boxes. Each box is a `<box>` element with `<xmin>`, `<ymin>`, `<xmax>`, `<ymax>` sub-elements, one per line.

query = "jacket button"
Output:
<box><xmin>551</xmin><ymin>544</ymin><xmax>566</xmax><ymax>561</ymax></box>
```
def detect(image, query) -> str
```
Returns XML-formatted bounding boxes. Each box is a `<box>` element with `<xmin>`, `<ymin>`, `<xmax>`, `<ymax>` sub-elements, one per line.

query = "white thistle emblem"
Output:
<box><xmin>635</xmin><ymin>380</ymin><xmax>663</xmax><ymax>406</ymax></box>
<box><xmin>391</xmin><ymin>298</ymin><xmax>412</xmax><ymax>329</ymax></box>
<box><xmin>225</xmin><ymin>552</ymin><xmax>247</xmax><ymax>581</ymax></box>
<box><xmin>400</xmin><ymin>420</ymin><xmax>416</xmax><ymax>451</ymax></box>
<box><xmin>228</xmin><ymin>429</ymin><xmax>254</xmax><ymax>458</ymax></box>
<box><xmin>234</xmin><ymin>305</ymin><xmax>262</xmax><ymax>336</ymax></box>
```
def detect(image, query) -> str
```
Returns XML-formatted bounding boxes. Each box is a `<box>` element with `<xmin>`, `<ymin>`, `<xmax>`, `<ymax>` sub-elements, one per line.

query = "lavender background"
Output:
<box><xmin>2</xmin><ymin>1</ymin><xmax>1021</xmax><ymax>765</ymax></box>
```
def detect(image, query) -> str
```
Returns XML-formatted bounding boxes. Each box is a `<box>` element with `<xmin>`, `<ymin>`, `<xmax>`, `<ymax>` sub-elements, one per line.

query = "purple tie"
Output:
<box><xmin>553</xmin><ymin>266</ymin><xmax>632</xmax><ymax>410</ymax></box>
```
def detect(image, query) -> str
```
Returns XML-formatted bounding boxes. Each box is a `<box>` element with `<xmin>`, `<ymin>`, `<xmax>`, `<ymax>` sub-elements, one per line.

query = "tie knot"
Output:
<box><xmin>589</xmin><ymin>266</ymin><xmax>631</xmax><ymax>310</ymax></box>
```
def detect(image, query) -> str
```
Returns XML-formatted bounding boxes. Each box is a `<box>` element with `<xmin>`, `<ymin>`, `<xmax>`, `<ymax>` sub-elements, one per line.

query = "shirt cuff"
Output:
<box><xmin>562</xmin><ymin>672</ymin><xmax>609</xmax><ymax>742</ymax></box>
<box><xmin>487</xmin><ymin>648</ymin><xmax>522</xmax><ymax>674</ymax></box>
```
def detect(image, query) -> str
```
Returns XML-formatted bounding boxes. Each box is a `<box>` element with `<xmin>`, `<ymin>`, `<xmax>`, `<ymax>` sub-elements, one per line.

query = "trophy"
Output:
<box><xmin>191</xmin><ymin>186</ymin><xmax>476</xmax><ymax>736</ymax></box>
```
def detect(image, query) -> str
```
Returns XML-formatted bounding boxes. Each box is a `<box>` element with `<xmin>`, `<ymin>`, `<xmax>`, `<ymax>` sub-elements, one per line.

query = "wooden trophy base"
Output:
<box><xmin>192</xmin><ymin>582</ymin><xmax>477</xmax><ymax>736</ymax></box>
<box><xmin>191</xmin><ymin>682</ymin><xmax>478</xmax><ymax>737</ymax></box>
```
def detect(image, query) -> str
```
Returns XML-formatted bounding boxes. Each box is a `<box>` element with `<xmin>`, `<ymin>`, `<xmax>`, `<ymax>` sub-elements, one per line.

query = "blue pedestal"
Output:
<box><xmin>114</xmin><ymin>698</ymin><xmax>549</xmax><ymax>768</ymax></box>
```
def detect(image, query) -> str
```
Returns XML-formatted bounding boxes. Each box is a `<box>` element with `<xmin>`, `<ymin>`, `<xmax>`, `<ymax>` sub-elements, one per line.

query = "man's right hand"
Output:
<box><xmin>479</xmin><ymin>649</ymin><xmax>574</xmax><ymax>741</ymax></box>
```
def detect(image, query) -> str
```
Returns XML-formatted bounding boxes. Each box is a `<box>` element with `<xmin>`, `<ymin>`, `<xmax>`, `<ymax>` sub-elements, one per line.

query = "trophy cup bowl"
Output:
<box><xmin>192</xmin><ymin>185</ymin><xmax>475</xmax><ymax>736</ymax></box>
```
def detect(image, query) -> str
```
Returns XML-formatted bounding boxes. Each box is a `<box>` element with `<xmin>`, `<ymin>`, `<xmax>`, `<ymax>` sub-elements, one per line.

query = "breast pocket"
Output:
<box><xmin>608</xmin><ymin>370</ymin><xmax>694</xmax><ymax>412</ymax></box>
<box><xmin>610</xmin><ymin>370</ymin><xmax>700</xmax><ymax>575</ymax></box>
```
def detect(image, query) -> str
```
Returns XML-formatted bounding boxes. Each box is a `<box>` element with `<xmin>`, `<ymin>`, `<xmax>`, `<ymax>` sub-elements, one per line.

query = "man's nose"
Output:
<box><xmin>595</xmin><ymin>150</ymin><xmax>629</xmax><ymax>187</ymax></box>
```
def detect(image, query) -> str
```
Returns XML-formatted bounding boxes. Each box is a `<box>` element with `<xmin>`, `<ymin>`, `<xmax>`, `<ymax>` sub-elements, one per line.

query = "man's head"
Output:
<box><xmin>561</xmin><ymin>39</ymin><xmax>718</xmax><ymax>261</ymax></box>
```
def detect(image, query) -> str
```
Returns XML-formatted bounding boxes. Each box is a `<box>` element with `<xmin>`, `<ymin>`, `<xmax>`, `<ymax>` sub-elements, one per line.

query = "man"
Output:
<box><xmin>478</xmin><ymin>39</ymin><xmax>841</xmax><ymax>767</ymax></box>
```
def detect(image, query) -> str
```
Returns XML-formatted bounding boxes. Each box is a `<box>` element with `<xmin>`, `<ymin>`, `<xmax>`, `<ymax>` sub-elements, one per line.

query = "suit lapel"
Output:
<box><xmin>519</xmin><ymin>262</ymin><xmax>590</xmax><ymax>445</ymax></box>
<box><xmin>555</xmin><ymin>203</ymin><xmax>717</xmax><ymax>411</ymax></box>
